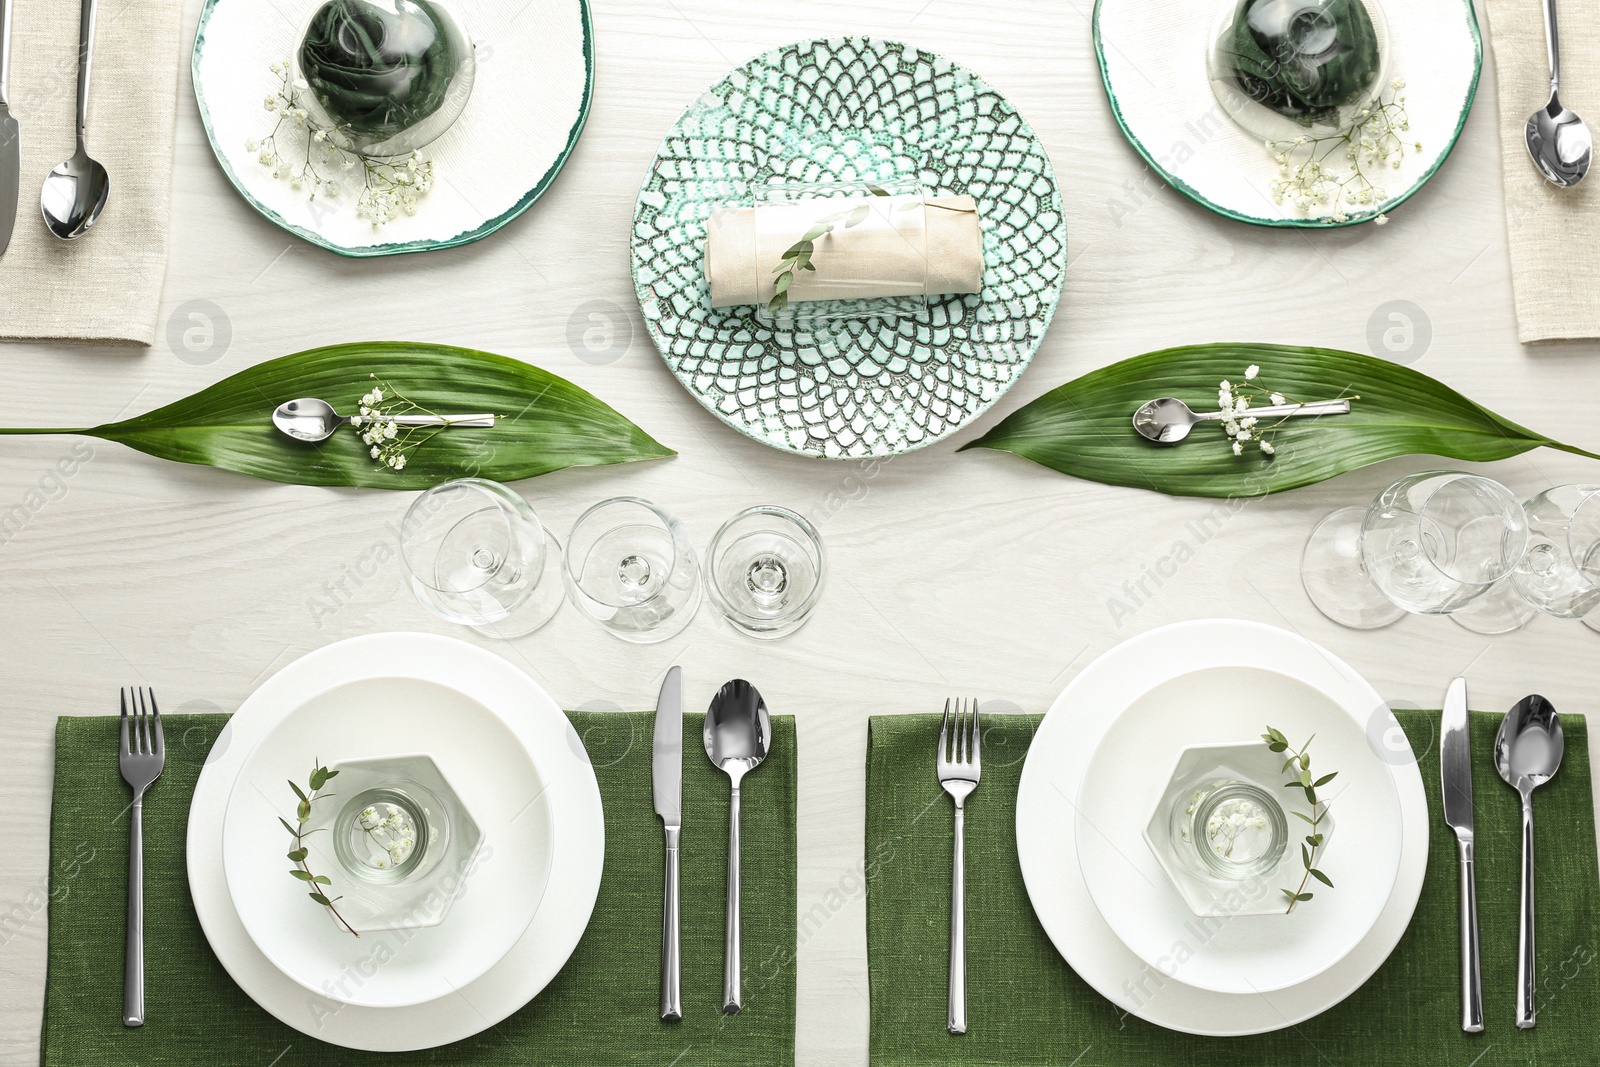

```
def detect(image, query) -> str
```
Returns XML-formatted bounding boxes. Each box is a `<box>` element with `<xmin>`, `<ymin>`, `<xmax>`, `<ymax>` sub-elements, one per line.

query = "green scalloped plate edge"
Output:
<box><xmin>1090</xmin><ymin>0</ymin><xmax>1482</xmax><ymax>229</ymax></box>
<box><xmin>190</xmin><ymin>0</ymin><xmax>595</xmax><ymax>257</ymax></box>
<box><xmin>629</xmin><ymin>35</ymin><xmax>1070</xmax><ymax>460</ymax></box>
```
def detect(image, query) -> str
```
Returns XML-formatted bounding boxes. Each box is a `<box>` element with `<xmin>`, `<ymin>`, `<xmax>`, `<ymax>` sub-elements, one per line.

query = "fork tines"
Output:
<box><xmin>120</xmin><ymin>687</ymin><xmax>165</xmax><ymax>758</ymax></box>
<box><xmin>937</xmin><ymin>697</ymin><xmax>981</xmax><ymax>775</ymax></box>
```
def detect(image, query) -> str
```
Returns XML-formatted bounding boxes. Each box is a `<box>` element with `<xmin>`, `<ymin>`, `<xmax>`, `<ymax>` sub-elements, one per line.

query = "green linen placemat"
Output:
<box><xmin>867</xmin><ymin>710</ymin><xmax>1600</xmax><ymax>1066</ymax></box>
<box><xmin>44</xmin><ymin>712</ymin><xmax>796</xmax><ymax>1066</ymax></box>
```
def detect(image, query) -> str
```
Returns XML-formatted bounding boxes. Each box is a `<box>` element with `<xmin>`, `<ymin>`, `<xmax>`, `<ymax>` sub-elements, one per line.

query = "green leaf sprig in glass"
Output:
<box><xmin>1262</xmin><ymin>726</ymin><xmax>1336</xmax><ymax>913</ymax></box>
<box><xmin>281</xmin><ymin>762</ymin><xmax>359</xmax><ymax>936</ymax></box>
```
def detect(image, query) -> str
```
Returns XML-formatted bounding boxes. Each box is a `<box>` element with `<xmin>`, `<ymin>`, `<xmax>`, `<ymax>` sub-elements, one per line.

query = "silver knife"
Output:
<box><xmin>0</xmin><ymin>0</ymin><xmax>17</xmax><ymax>256</ymax></box>
<box><xmin>653</xmin><ymin>665</ymin><xmax>683</xmax><ymax>1021</ymax></box>
<box><xmin>1442</xmin><ymin>676</ymin><xmax>1484</xmax><ymax>1033</ymax></box>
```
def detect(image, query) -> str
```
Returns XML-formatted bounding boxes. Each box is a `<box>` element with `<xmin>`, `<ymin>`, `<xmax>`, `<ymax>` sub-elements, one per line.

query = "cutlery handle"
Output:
<box><xmin>1456</xmin><ymin>836</ymin><xmax>1484</xmax><ymax>1033</ymax></box>
<box><xmin>124</xmin><ymin>797</ymin><xmax>144</xmax><ymax>1028</ymax></box>
<box><xmin>1202</xmin><ymin>399</ymin><xmax>1352</xmax><ymax>421</ymax></box>
<box><xmin>723</xmin><ymin>786</ymin><xmax>742</xmax><ymax>1014</ymax></box>
<box><xmin>1541</xmin><ymin>0</ymin><xmax>1561</xmax><ymax>90</ymax></box>
<box><xmin>660</xmin><ymin>826</ymin><xmax>681</xmax><ymax>1021</ymax></box>
<box><xmin>74</xmin><ymin>0</ymin><xmax>97</xmax><ymax>146</ymax></box>
<box><xmin>948</xmin><ymin>800</ymin><xmax>967</xmax><ymax>1035</ymax></box>
<box><xmin>387</xmin><ymin>414</ymin><xmax>498</xmax><ymax>428</ymax></box>
<box><xmin>1517</xmin><ymin>794</ymin><xmax>1538</xmax><ymax>1029</ymax></box>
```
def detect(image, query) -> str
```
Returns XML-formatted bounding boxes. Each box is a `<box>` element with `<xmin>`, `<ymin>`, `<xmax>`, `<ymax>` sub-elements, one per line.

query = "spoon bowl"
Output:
<box><xmin>41</xmin><ymin>150</ymin><xmax>109</xmax><ymax>240</ymax></box>
<box><xmin>273</xmin><ymin>398</ymin><xmax>345</xmax><ymax>443</ymax></box>
<box><xmin>1495</xmin><ymin>693</ymin><xmax>1564</xmax><ymax>1029</ymax></box>
<box><xmin>1525</xmin><ymin>97</ymin><xmax>1592</xmax><ymax>188</ymax></box>
<box><xmin>704</xmin><ymin>679</ymin><xmax>771</xmax><ymax>1014</ymax></box>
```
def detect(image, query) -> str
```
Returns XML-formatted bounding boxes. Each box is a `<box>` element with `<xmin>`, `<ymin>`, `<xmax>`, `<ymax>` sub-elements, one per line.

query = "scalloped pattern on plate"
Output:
<box><xmin>630</xmin><ymin>37</ymin><xmax>1067</xmax><ymax>458</ymax></box>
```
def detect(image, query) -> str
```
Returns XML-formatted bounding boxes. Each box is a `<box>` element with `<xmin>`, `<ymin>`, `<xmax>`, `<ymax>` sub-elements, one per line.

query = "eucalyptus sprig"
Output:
<box><xmin>280</xmin><ymin>762</ymin><xmax>359</xmax><ymax>937</ymax></box>
<box><xmin>767</xmin><ymin>184</ymin><xmax>892</xmax><ymax>315</ymax></box>
<box><xmin>1262</xmin><ymin>726</ymin><xmax>1336</xmax><ymax>914</ymax></box>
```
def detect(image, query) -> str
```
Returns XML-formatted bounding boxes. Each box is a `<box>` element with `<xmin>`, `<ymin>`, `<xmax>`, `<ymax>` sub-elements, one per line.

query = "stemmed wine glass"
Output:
<box><xmin>399</xmin><ymin>479</ymin><xmax>564</xmax><ymax>637</ymax></box>
<box><xmin>1514</xmin><ymin>485</ymin><xmax>1600</xmax><ymax>624</ymax></box>
<box><xmin>564</xmin><ymin>497</ymin><xmax>702</xmax><ymax>643</ymax></box>
<box><xmin>705</xmin><ymin>505</ymin><xmax>827</xmax><ymax>639</ymax></box>
<box><xmin>1303</xmin><ymin>471</ymin><xmax>1529</xmax><ymax>631</ymax></box>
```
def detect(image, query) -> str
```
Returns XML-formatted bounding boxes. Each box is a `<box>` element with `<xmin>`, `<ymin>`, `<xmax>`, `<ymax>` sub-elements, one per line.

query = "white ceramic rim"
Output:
<box><xmin>1074</xmin><ymin>661</ymin><xmax>1403</xmax><ymax>993</ymax></box>
<box><xmin>1016</xmin><ymin>619</ymin><xmax>1428</xmax><ymax>1036</ymax></box>
<box><xmin>186</xmin><ymin>632</ymin><xmax>604</xmax><ymax>1051</ymax></box>
<box><xmin>219</xmin><ymin>673</ymin><xmax>554</xmax><ymax>1007</ymax></box>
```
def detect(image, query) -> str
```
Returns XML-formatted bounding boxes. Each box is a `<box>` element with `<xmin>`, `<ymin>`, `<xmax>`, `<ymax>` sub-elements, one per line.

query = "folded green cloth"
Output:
<box><xmin>45</xmin><ymin>712</ymin><xmax>796</xmax><ymax>1066</ymax></box>
<box><xmin>867</xmin><ymin>710</ymin><xmax>1600</xmax><ymax>1065</ymax></box>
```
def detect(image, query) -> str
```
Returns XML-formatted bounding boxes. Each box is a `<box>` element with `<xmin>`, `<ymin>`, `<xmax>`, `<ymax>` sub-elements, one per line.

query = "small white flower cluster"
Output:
<box><xmin>247</xmin><ymin>60</ymin><xmax>435</xmax><ymax>227</ymax></box>
<box><xmin>1205</xmin><ymin>797</ymin><xmax>1271</xmax><ymax>860</ymax></box>
<box><xmin>358</xmin><ymin>803</ymin><xmax>417</xmax><ymax>868</ymax></box>
<box><xmin>1217</xmin><ymin>364</ymin><xmax>1278</xmax><ymax>458</ymax></box>
<box><xmin>350</xmin><ymin>382</ymin><xmax>409</xmax><ymax>470</ymax></box>
<box><xmin>1265</xmin><ymin>77</ymin><xmax>1420</xmax><ymax>225</ymax></box>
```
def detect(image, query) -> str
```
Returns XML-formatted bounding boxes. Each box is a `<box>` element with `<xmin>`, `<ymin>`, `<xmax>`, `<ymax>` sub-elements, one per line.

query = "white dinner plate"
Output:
<box><xmin>1075</xmin><ymin>664</ymin><xmax>1403</xmax><ymax>994</ymax></box>
<box><xmin>220</xmin><ymin>674</ymin><xmax>555</xmax><ymax>1007</ymax></box>
<box><xmin>1017</xmin><ymin>619</ymin><xmax>1428</xmax><ymax>1035</ymax></box>
<box><xmin>187</xmin><ymin>633</ymin><xmax>604</xmax><ymax>1051</ymax></box>
<box><xmin>1093</xmin><ymin>0</ymin><xmax>1481</xmax><ymax>227</ymax></box>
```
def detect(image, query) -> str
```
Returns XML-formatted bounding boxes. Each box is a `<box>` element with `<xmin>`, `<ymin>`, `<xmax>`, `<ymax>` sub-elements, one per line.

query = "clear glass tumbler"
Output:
<box><xmin>563</xmin><ymin>497</ymin><xmax>701</xmax><ymax>643</ymax></box>
<box><xmin>399</xmin><ymin>478</ymin><xmax>563</xmax><ymax>638</ymax></box>
<box><xmin>706</xmin><ymin>505</ymin><xmax>826</xmax><ymax>639</ymax></box>
<box><xmin>1515</xmin><ymin>484</ymin><xmax>1600</xmax><ymax>620</ymax></box>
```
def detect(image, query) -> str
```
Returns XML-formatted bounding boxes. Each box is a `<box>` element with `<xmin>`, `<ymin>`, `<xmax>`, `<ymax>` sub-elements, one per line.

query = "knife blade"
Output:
<box><xmin>0</xmin><ymin>0</ymin><xmax>18</xmax><ymax>257</ymax></box>
<box><xmin>1441</xmin><ymin>676</ymin><xmax>1483</xmax><ymax>1032</ymax></box>
<box><xmin>653</xmin><ymin>665</ymin><xmax>683</xmax><ymax>1021</ymax></box>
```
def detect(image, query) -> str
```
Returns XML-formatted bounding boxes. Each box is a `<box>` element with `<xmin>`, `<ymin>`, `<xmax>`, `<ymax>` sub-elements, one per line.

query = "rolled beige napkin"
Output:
<box><xmin>705</xmin><ymin>193</ymin><xmax>983</xmax><ymax>308</ymax></box>
<box><xmin>1486</xmin><ymin>0</ymin><xmax>1600</xmax><ymax>342</ymax></box>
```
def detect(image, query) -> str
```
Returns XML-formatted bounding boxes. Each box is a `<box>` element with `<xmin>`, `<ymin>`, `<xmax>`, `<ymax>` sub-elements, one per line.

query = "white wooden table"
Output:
<box><xmin>4</xmin><ymin>0</ymin><xmax>1598</xmax><ymax>1063</ymax></box>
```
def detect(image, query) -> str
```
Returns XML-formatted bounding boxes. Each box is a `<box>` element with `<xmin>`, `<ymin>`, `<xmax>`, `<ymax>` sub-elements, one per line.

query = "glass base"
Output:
<box><xmin>472</xmin><ymin>527</ymin><xmax>564</xmax><ymax>639</ymax></box>
<box><xmin>1301</xmin><ymin>506</ymin><xmax>1405</xmax><ymax>630</ymax></box>
<box><xmin>1585</xmin><ymin>613</ymin><xmax>1600</xmax><ymax>635</ymax></box>
<box><xmin>1448</xmin><ymin>579</ymin><xmax>1536</xmax><ymax>635</ymax></box>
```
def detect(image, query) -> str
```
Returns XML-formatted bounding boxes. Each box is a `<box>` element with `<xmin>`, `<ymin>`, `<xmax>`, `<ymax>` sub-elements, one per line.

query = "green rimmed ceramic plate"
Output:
<box><xmin>630</xmin><ymin>37</ymin><xmax>1067</xmax><ymax>459</ymax></box>
<box><xmin>1093</xmin><ymin>0</ymin><xmax>1481</xmax><ymax>227</ymax></box>
<box><xmin>192</xmin><ymin>0</ymin><xmax>592</xmax><ymax>257</ymax></box>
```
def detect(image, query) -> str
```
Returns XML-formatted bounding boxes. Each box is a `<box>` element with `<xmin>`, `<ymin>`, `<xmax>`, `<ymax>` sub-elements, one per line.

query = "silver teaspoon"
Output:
<box><xmin>1525</xmin><ymin>0</ymin><xmax>1592</xmax><ymax>187</ymax></box>
<box><xmin>40</xmin><ymin>0</ymin><xmax>108</xmax><ymax>239</ymax></box>
<box><xmin>1132</xmin><ymin>396</ymin><xmax>1351</xmax><ymax>444</ymax></box>
<box><xmin>1494</xmin><ymin>694</ymin><xmax>1564</xmax><ymax>1029</ymax></box>
<box><xmin>272</xmin><ymin>397</ymin><xmax>496</xmax><ymax>443</ymax></box>
<box><xmin>704</xmin><ymin>679</ymin><xmax>771</xmax><ymax>1014</ymax></box>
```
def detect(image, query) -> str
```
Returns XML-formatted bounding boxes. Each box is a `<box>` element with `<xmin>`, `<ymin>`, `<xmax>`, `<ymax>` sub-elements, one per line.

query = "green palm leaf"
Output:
<box><xmin>0</xmin><ymin>342</ymin><xmax>674</xmax><ymax>489</ymax></box>
<box><xmin>960</xmin><ymin>343</ymin><xmax>1599</xmax><ymax>497</ymax></box>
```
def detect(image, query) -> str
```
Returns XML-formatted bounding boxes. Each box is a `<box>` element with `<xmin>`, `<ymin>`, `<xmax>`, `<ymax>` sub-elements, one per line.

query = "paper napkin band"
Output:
<box><xmin>705</xmin><ymin>193</ymin><xmax>983</xmax><ymax>308</ymax></box>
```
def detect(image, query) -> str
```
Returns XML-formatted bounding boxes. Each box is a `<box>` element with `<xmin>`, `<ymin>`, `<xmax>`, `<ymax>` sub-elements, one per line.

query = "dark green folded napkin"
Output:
<box><xmin>867</xmin><ymin>710</ymin><xmax>1600</xmax><ymax>1065</ymax></box>
<box><xmin>45</xmin><ymin>712</ymin><xmax>796</xmax><ymax>1066</ymax></box>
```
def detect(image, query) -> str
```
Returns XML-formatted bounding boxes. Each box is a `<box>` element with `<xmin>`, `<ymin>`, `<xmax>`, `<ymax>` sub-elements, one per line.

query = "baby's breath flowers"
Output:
<box><xmin>281</xmin><ymin>762</ymin><xmax>359</xmax><ymax>937</ymax></box>
<box><xmin>349</xmin><ymin>375</ymin><xmax>500</xmax><ymax>472</ymax></box>
<box><xmin>357</xmin><ymin>803</ymin><xmax>418</xmax><ymax>869</ymax></box>
<box><xmin>249</xmin><ymin>60</ymin><xmax>435</xmax><ymax>227</ymax></box>
<box><xmin>1265</xmin><ymin>77</ymin><xmax>1420</xmax><ymax>224</ymax></box>
<box><xmin>1217</xmin><ymin>364</ymin><xmax>1357</xmax><ymax>459</ymax></box>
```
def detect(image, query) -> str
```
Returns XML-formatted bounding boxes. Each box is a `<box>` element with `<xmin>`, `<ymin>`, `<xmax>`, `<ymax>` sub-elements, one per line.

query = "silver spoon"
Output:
<box><xmin>271</xmin><ymin>397</ymin><xmax>496</xmax><ymax>443</ymax></box>
<box><xmin>704</xmin><ymin>678</ymin><xmax>771</xmax><ymax>1015</ymax></box>
<box><xmin>1525</xmin><ymin>0</ymin><xmax>1591</xmax><ymax>187</ymax></box>
<box><xmin>1494</xmin><ymin>694</ymin><xmax>1564</xmax><ymax>1029</ymax></box>
<box><xmin>40</xmin><ymin>0</ymin><xmax>109</xmax><ymax>239</ymax></box>
<box><xmin>1132</xmin><ymin>397</ymin><xmax>1351</xmax><ymax>444</ymax></box>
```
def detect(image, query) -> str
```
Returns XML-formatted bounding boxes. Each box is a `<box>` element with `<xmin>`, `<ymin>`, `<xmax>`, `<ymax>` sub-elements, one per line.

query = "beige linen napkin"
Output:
<box><xmin>705</xmin><ymin>193</ymin><xmax>983</xmax><ymax>308</ymax></box>
<box><xmin>0</xmin><ymin>0</ymin><xmax>185</xmax><ymax>345</ymax></box>
<box><xmin>1487</xmin><ymin>0</ymin><xmax>1600</xmax><ymax>343</ymax></box>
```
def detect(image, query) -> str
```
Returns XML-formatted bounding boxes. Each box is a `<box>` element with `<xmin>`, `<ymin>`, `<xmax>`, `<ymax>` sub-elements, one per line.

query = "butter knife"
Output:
<box><xmin>653</xmin><ymin>665</ymin><xmax>683</xmax><ymax>1021</ymax></box>
<box><xmin>0</xmin><ymin>0</ymin><xmax>18</xmax><ymax>256</ymax></box>
<box><xmin>1442</xmin><ymin>676</ymin><xmax>1484</xmax><ymax>1033</ymax></box>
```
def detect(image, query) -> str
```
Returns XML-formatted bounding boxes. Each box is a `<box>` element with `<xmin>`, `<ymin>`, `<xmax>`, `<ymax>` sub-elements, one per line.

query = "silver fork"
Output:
<box><xmin>118</xmin><ymin>688</ymin><xmax>164</xmax><ymax>1028</ymax></box>
<box><xmin>936</xmin><ymin>697</ymin><xmax>981</xmax><ymax>1035</ymax></box>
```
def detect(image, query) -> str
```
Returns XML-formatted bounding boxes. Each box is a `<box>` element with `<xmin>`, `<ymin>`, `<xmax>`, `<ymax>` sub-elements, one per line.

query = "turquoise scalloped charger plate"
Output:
<box><xmin>630</xmin><ymin>37</ymin><xmax>1068</xmax><ymax>459</ymax></box>
<box><xmin>1094</xmin><ymin>0</ymin><xmax>1481</xmax><ymax>227</ymax></box>
<box><xmin>192</xmin><ymin>0</ymin><xmax>593</xmax><ymax>256</ymax></box>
